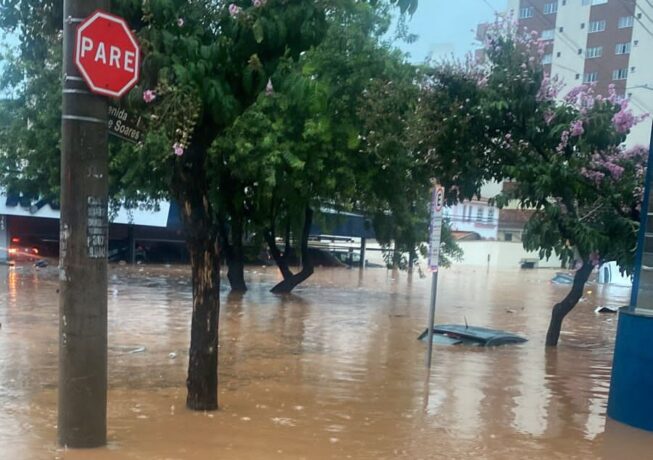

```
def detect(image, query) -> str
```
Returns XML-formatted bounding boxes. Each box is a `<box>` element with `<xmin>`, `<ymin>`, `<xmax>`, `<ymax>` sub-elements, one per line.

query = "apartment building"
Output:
<box><xmin>445</xmin><ymin>182</ymin><xmax>501</xmax><ymax>240</ymax></box>
<box><xmin>507</xmin><ymin>0</ymin><xmax>653</xmax><ymax>146</ymax></box>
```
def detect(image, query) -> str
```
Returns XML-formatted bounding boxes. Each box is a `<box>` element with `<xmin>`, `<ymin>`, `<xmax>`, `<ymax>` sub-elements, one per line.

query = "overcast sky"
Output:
<box><xmin>395</xmin><ymin>0</ymin><xmax>507</xmax><ymax>62</ymax></box>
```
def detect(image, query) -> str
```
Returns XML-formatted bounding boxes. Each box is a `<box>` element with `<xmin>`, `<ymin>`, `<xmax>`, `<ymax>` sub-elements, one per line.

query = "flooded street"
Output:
<box><xmin>0</xmin><ymin>263</ymin><xmax>651</xmax><ymax>459</ymax></box>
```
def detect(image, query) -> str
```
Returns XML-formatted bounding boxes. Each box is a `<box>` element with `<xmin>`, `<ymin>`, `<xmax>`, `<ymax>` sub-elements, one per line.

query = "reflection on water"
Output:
<box><xmin>0</xmin><ymin>263</ymin><xmax>651</xmax><ymax>459</ymax></box>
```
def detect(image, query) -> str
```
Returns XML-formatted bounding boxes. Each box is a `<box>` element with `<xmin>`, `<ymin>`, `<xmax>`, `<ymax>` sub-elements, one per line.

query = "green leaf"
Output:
<box><xmin>253</xmin><ymin>19</ymin><xmax>264</xmax><ymax>44</ymax></box>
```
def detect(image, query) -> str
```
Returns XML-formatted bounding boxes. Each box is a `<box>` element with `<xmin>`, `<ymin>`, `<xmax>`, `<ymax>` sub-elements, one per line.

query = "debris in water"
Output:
<box><xmin>594</xmin><ymin>305</ymin><xmax>619</xmax><ymax>314</ymax></box>
<box><xmin>271</xmin><ymin>417</ymin><xmax>295</xmax><ymax>427</ymax></box>
<box><xmin>551</xmin><ymin>273</ymin><xmax>573</xmax><ymax>285</ymax></box>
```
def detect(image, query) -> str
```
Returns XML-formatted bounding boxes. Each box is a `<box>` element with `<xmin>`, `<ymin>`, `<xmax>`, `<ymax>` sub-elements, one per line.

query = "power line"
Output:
<box><xmin>481</xmin><ymin>0</ymin><xmax>498</xmax><ymax>14</ymax></box>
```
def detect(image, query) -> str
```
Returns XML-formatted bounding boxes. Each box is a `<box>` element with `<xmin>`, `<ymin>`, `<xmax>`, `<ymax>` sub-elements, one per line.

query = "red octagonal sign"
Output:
<box><xmin>75</xmin><ymin>10</ymin><xmax>141</xmax><ymax>98</ymax></box>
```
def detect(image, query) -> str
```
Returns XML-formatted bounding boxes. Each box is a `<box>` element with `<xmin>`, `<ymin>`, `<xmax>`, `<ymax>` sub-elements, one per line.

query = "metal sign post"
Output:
<box><xmin>425</xmin><ymin>184</ymin><xmax>445</xmax><ymax>368</ymax></box>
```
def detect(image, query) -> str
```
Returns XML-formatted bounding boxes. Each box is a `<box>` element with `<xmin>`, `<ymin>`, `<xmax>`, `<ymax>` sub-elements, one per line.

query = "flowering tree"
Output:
<box><xmin>460</xmin><ymin>16</ymin><xmax>647</xmax><ymax>346</ymax></box>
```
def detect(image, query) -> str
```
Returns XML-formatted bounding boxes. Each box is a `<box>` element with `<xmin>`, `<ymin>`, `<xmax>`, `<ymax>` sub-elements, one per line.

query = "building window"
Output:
<box><xmin>586</xmin><ymin>46</ymin><xmax>603</xmax><ymax>58</ymax></box>
<box><xmin>488</xmin><ymin>207</ymin><xmax>495</xmax><ymax>222</ymax></box>
<box><xmin>619</xmin><ymin>16</ymin><xmax>634</xmax><ymax>28</ymax></box>
<box><xmin>615</xmin><ymin>43</ymin><xmax>631</xmax><ymax>55</ymax></box>
<box><xmin>476</xmin><ymin>207</ymin><xmax>484</xmax><ymax>222</ymax></box>
<box><xmin>542</xmin><ymin>53</ymin><xmax>553</xmax><ymax>64</ymax></box>
<box><xmin>557</xmin><ymin>52</ymin><xmax>562</xmax><ymax>57</ymax></box>
<box><xmin>575</xmin><ymin>73</ymin><xmax>580</xmax><ymax>80</ymax></box>
<box><xmin>505</xmin><ymin>233</ymin><xmax>513</xmax><ymax>242</ymax></box>
<box><xmin>589</xmin><ymin>20</ymin><xmax>606</xmax><ymax>33</ymax></box>
<box><xmin>613</xmin><ymin>68</ymin><xmax>628</xmax><ymax>80</ymax></box>
<box><xmin>544</xmin><ymin>2</ymin><xmax>558</xmax><ymax>14</ymax></box>
<box><xmin>519</xmin><ymin>7</ymin><xmax>534</xmax><ymax>19</ymax></box>
<box><xmin>541</xmin><ymin>29</ymin><xmax>555</xmax><ymax>40</ymax></box>
<box><xmin>559</xmin><ymin>26</ymin><xmax>564</xmax><ymax>32</ymax></box>
<box><xmin>583</xmin><ymin>0</ymin><xmax>607</xmax><ymax>4</ymax></box>
<box><xmin>583</xmin><ymin>72</ymin><xmax>598</xmax><ymax>83</ymax></box>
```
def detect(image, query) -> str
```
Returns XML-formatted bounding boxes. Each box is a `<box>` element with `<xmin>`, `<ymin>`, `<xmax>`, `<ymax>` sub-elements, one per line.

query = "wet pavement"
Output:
<box><xmin>0</xmin><ymin>263</ymin><xmax>651</xmax><ymax>459</ymax></box>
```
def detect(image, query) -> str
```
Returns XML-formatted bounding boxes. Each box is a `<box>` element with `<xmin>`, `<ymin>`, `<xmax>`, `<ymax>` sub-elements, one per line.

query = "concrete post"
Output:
<box><xmin>58</xmin><ymin>0</ymin><xmax>109</xmax><ymax>448</ymax></box>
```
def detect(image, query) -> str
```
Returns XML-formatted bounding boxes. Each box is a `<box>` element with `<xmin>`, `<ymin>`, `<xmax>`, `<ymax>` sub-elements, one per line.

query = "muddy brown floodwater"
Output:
<box><xmin>1</xmin><ymin>263</ymin><xmax>652</xmax><ymax>459</ymax></box>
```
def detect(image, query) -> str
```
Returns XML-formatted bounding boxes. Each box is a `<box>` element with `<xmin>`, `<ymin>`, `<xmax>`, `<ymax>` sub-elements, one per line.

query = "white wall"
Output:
<box><xmin>551</xmin><ymin>0</ymin><xmax>591</xmax><ymax>96</ymax></box>
<box><xmin>624</xmin><ymin>1</ymin><xmax>653</xmax><ymax>148</ymax></box>
<box><xmin>480</xmin><ymin>180</ymin><xmax>502</xmax><ymax>199</ymax></box>
<box><xmin>456</xmin><ymin>241</ymin><xmax>563</xmax><ymax>269</ymax></box>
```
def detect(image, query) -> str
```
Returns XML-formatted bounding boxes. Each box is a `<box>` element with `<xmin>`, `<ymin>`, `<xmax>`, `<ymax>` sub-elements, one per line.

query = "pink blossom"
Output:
<box><xmin>177</xmin><ymin>18</ymin><xmax>184</xmax><ymax>27</ymax></box>
<box><xmin>252</xmin><ymin>0</ymin><xmax>264</xmax><ymax>6</ymax></box>
<box><xmin>265</xmin><ymin>78</ymin><xmax>274</xmax><ymax>96</ymax></box>
<box><xmin>143</xmin><ymin>90</ymin><xmax>156</xmax><ymax>103</ymax></box>
<box><xmin>537</xmin><ymin>74</ymin><xmax>561</xmax><ymax>101</ymax></box>
<box><xmin>581</xmin><ymin>167</ymin><xmax>605</xmax><ymax>184</ymax></box>
<box><xmin>173</xmin><ymin>143</ymin><xmax>184</xmax><ymax>156</ymax></box>
<box><xmin>612</xmin><ymin>106</ymin><xmax>636</xmax><ymax>133</ymax></box>
<box><xmin>564</xmin><ymin>85</ymin><xmax>587</xmax><ymax>104</ymax></box>
<box><xmin>570</xmin><ymin>119</ymin><xmax>584</xmax><ymax>137</ymax></box>
<box><xmin>605</xmin><ymin>162</ymin><xmax>625</xmax><ymax>179</ymax></box>
<box><xmin>543</xmin><ymin>110</ymin><xmax>555</xmax><ymax>125</ymax></box>
<box><xmin>229</xmin><ymin>3</ymin><xmax>242</xmax><ymax>17</ymax></box>
<box><xmin>557</xmin><ymin>130</ymin><xmax>570</xmax><ymax>153</ymax></box>
<box><xmin>622</xmin><ymin>145</ymin><xmax>649</xmax><ymax>160</ymax></box>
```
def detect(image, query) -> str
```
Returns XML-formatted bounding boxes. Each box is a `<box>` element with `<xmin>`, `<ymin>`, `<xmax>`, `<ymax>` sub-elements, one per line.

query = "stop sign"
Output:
<box><xmin>75</xmin><ymin>10</ymin><xmax>141</xmax><ymax>98</ymax></box>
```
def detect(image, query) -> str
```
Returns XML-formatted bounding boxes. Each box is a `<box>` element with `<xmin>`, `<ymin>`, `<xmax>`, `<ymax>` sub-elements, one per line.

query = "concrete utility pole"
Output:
<box><xmin>58</xmin><ymin>0</ymin><xmax>109</xmax><ymax>448</ymax></box>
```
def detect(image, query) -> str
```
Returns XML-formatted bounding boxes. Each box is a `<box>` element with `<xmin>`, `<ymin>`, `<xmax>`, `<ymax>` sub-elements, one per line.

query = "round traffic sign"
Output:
<box><xmin>434</xmin><ymin>186</ymin><xmax>445</xmax><ymax>212</ymax></box>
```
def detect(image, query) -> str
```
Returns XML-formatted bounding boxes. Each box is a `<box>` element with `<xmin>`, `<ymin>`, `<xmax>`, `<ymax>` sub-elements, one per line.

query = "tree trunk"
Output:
<box><xmin>186</xmin><ymin>235</ymin><xmax>220</xmax><ymax>410</ymax></box>
<box><xmin>408</xmin><ymin>249</ymin><xmax>416</xmax><ymax>273</ymax></box>
<box><xmin>178</xmin><ymin>177</ymin><xmax>221</xmax><ymax>410</ymax></box>
<box><xmin>224</xmin><ymin>217</ymin><xmax>247</xmax><ymax>292</ymax></box>
<box><xmin>545</xmin><ymin>260</ymin><xmax>594</xmax><ymax>347</ymax></box>
<box><xmin>265</xmin><ymin>207</ymin><xmax>314</xmax><ymax>294</ymax></box>
<box><xmin>227</xmin><ymin>249</ymin><xmax>247</xmax><ymax>292</ymax></box>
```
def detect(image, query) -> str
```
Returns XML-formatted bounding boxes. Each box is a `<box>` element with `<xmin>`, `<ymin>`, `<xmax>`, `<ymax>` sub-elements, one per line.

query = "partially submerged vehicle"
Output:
<box><xmin>418</xmin><ymin>324</ymin><xmax>527</xmax><ymax>346</ymax></box>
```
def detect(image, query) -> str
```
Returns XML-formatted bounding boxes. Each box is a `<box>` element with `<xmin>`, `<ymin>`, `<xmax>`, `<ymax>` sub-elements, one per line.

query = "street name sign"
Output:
<box><xmin>428</xmin><ymin>184</ymin><xmax>445</xmax><ymax>272</ymax></box>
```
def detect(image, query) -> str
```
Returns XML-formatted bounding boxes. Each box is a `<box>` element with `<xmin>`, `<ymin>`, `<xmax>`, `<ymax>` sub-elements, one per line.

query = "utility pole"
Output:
<box><xmin>59</xmin><ymin>0</ymin><xmax>109</xmax><ymax>448</ymax></box>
